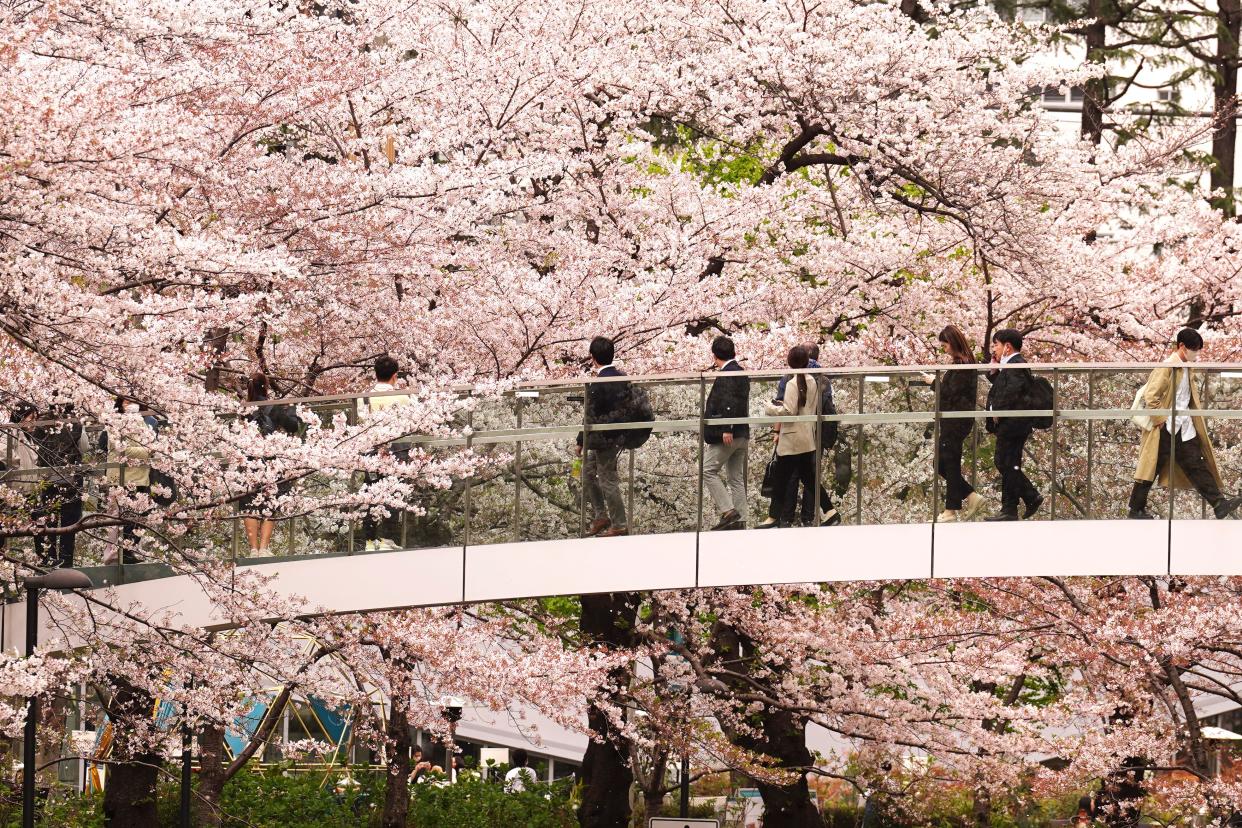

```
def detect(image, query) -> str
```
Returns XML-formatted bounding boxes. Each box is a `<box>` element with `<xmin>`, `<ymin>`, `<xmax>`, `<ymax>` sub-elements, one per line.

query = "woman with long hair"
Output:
<box><xmin>924</xmin><ymin>325</ymin><xmax>985</xmax><ymax>521</ymax></box>
<box><xmin>762</xmin><ymin>346</ymin><xmax>822</xmax><ymax>527</ymax></box>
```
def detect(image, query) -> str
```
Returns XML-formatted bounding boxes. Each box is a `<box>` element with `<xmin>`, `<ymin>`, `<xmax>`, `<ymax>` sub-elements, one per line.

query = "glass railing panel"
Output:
<box><xmin>849</xmin><ymin>371</ymin><xmax>937</xmax><ymax>525</ymax></box>
<box><xmin>625</xmin><ymin>378</ymin><xmax>700</xmax><ymax>537</ymax></box>
<box><xmin>1193</xmin><ymin>367</ymin><xmax>1242</xmax><ymax>520</ymax></box>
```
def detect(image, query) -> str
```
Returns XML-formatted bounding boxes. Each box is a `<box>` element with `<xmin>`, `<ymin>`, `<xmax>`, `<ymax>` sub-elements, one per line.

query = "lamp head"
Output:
<box><xmin>26</xmin><ymin>569</ymin><xmax>94</xmax><ymax>590</ymax></box>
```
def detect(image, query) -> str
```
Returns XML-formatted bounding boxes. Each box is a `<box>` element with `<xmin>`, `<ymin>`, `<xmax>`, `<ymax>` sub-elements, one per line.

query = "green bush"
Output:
<box><xmin>407</xmin><ymin>777</ymin><xmax>577</xmax><ymax>828</ymax></box>
<box><xmin>1</xmin><ymin>764</ymin><xmax>576</xmax><ymax>828</ymax></box>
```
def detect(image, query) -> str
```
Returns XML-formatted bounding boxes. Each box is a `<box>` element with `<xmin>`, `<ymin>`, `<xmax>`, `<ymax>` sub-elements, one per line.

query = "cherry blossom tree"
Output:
<box><xmin>8</xmin><ymin>0</ymin><xmax>1242</xmax><ymax>823</ymax></box>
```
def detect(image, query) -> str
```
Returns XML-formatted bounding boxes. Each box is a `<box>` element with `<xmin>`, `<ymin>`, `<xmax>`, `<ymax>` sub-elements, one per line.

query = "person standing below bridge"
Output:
<box><xmin>703</xmin><ymin>336</ymin><xmax>750</xmax><ymax>530</ymax></box>
<box><xmin>983</xmin><ymin>329</ymin><xmax>1043</xmax><ymax>521</ymax></box>
<box><xmin>577</xmin><ymin>336</ymin><xmax>630</xmax><ymax>537</ymax></box>
<box><xmin>921</xmin><ymin>325</ymin><xmax>986</xmax><ymax>522</ymax></box>
<box><xmin>1127</xmin><ymin>328</ymin><xmax>1242</xmax><ymax>520</ymax></box>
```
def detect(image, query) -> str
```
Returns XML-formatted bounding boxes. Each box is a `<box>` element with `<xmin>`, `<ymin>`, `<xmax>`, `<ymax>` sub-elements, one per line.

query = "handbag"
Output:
<box><xmin>760</xmin><ymin>446</ymin><xmax>779</xmax><ymax>499</ymax></box>
<box><xmin>1131</xmin><ymin>383</ymin><xmax>1154</xmax><ymax>431</ymax></box>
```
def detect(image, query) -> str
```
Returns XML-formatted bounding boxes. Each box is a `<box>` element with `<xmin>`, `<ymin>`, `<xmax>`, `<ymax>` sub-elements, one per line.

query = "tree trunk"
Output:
<box><xmin>102</xmin><ymin>680</ymin><xmax>161</xmax><ymax>828</ymax></box>
<box><xmin>194</xmin><ymin>722</ymin><xmax>227</xmax><ymax>828</ymax></box>
<box><xmin>381</xmin><ymin>698</ymin><xmax>412</xmax><ymax>828</ymax></box>
<box><xmin>577</xmin><ymin>592</ymin><xmax>640</xmax><ymax>828</ymax></box>
<box><xmin>203</xmin><ymin>327</ymin><xmax>230</xmax><ymax>393</ymax></box>
<box><xmin>642</xmin><ymin>791</ymin><xmax>667</xmax><ymax>822</ymax></box>
<box><xmin>1211</xmin><ymin>0</ymin><xmax>1241</xmax><ymax>216</ymax></box>
<box><xmin>1081</xmin><ymin>0</ymin><xmax>1108</xmax><ymax>145</ymax></box>
<box><xmin>732</xmin><ymin>707</ymin><xmax>824</xmax><ymax>828</ymax></box>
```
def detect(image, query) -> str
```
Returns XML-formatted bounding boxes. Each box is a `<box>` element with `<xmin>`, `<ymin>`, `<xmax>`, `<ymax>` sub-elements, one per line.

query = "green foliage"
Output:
<box><xmin>10</xmin><ymin>764</ymin><xmax>576</xmax><ymax>828</ymax></box>
<box><xmin>407</xmin><ymin>777</ymin><xmax>577</xmax><ymax>828</ymax></box>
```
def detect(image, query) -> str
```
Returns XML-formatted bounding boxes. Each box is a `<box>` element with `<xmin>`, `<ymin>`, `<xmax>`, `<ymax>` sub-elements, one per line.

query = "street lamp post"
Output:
<box><xmin>680</xmin><ymin>755</ymin><xmax>690</xmax><ymax>818</ymax></box>
<box><xmin>23</xmin><ymin>568</ymin><xmax>93</xmax><ymax>828</ymax></box>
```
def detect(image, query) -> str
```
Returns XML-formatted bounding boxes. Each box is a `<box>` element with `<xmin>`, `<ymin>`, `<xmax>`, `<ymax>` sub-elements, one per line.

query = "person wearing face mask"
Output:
<box><xmin>1128</xmin><ymin>328</ymin><xmax>1242</xmax><ymax>519</ymax></box>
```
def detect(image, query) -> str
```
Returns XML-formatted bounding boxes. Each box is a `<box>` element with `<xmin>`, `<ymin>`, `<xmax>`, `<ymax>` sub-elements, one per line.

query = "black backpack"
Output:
<box><xmin>1024</xmin><ymin>375</ymin><xmax>1054</xmax><ymax>430</ymax></box>
<box><xmin>256</xmin><ymin>404</ymin><xmax>302</xmax><ymax>437</ymax></box>
<box><xmin>621</xmin><ymin>385</ymin><xmax>654</xmax><ymax>449</ymax></box>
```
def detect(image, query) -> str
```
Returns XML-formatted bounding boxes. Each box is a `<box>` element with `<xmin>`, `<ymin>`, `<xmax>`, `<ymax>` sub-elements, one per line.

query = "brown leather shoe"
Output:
<box><xmin>711</xmin><ymin>509</ymin><xmax>740</xmax><ymax>531</ymax></box>
<box><xmin>586</xmin><ymin>518</ymin><xmax>611</xmax><ymax>536</ymax></box>
<box><xmin>598</xmin><ymin>526</ymin><xmax>629</xmax><ymax>537</ymax></box>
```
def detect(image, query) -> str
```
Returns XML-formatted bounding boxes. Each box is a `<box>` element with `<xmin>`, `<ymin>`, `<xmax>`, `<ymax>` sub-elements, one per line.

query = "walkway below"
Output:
<box><xmin>7</xmin><ymin>519</ymin><xmax>1240</xmax><ymax>650</ymax></box>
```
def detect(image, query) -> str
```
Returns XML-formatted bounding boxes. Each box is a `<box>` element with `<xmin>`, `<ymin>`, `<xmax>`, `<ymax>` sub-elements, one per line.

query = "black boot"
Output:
<box><xmin>1128</xmin><ymin>480</ymin><xmax>1154</xmax><ymax>519</ymax></box>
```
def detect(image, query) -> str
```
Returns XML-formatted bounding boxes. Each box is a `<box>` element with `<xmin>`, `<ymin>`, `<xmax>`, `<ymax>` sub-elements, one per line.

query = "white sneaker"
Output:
<box><xmin>376</xmin><ymin>538</ymin><xmax>400</xmax><ymax>550</ymax></box>
<box><xmin>937</xmin><ymin>509</ymin><xmax>959</xmax><ymax>523</ymax></box>
<box><xmin>963</xmin><ymin>493</ymin><xmax>986</xmax><ymax>519</ymax></box>
<box><xmin>364</xmin><ymin>540</ymin><xmax>379</xmax><ymax>552</ymax></box>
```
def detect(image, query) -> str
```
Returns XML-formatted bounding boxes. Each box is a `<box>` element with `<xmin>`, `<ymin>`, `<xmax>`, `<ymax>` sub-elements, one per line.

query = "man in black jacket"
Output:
<box><xmin>703</xmin><ymin>336</ymin><xmax>750</xmax><ymax>530</ymax></box>
<box><xmin>984</xmin><ymin>329</ymin><xmax>1043</xmax><ymax>521</ymax></box>
<box><xmin>30</xmin><ymin>400</ymin><xmax>85</xmax><ymax>567</ymax></box>
<box><xmin>576</xmin><ymin>337</ymin><xmax>630</xmax><ymax>537</ymax></box>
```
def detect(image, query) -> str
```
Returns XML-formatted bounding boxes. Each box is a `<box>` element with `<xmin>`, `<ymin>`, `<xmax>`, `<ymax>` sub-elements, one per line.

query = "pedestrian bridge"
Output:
<box><xmin>7</xmin><ymin>361</ymin><xmax>1242</xmax><ymax>649</ymax></box>
<box><xmin>5</xmin><ymin>518</ymin><xmax>1241</xmax><ymax>651</ymax></box>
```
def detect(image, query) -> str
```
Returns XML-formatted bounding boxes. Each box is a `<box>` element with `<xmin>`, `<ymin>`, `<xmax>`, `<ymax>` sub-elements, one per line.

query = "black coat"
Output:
<box><xmin>704</xmin><ymin>361</ymin><xmax>750</xmax><ymax>444</ymax></box>
<box><xmin>986</xmin><ymin>354</ymin><xmax>1032</xmax><ymax>436</ymax></box>
<box><xmin>935</xmin><ymin>366</ymin><xmax>978</xmax><ymax>440</ymax></box>
<box><xmin>579</xmin><ymin>366</ymin><xmax>632</xmax><ymax>449</ymax></box>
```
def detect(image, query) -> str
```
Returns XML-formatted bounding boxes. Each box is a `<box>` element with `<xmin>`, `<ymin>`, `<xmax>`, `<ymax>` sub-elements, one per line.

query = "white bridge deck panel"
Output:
<box><xmin>6</xmin><ymin>520</ymin><xmax>1240</xmax><ymax>651</ymax></box>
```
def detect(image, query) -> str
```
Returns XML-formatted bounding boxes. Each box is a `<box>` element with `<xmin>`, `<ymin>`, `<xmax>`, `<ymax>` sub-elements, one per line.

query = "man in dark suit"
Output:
<box><xmin>576</xmin><ymin>336</ymin><xmax>630</xmax><ymax>537</ymax></box>
<box><xmin>703</xmin><ymin>336</ymin><xmax>750</xmax><ymax>529</ymax></box>
<box><xmin>984</xmin><ymin>328</ymin><xmax>1043</xmax><ymax>521</ymax></box>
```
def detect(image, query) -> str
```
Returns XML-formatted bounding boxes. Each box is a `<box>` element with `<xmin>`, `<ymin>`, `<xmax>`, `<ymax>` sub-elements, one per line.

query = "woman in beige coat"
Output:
<box><xmin>1128</xmin><ymin>329</ymin><xmax>1239</xmax><ymax>520</ymax></box>
<box><xmin>762</xmin><ymin>346</ymin><xmax>822</xmax><ymax>527</ymax></box>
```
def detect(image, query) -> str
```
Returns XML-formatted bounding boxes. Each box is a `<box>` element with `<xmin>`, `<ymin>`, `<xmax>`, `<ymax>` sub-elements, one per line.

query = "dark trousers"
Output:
<box><xmin>767</xmin><ymin>449</ymin><xmax>834</xmax><ymax>524</ymax></box>
<box><xmin>362</xmin><ymin>472</ymin><xmax>400</xmax><ymax>542</ymax></box>
<box><xmin>994</xmin><ymin>429</ymin><xmax>1038</xmax><ymax>515</ymax></box>
<box><xmin>936</xmin><ymin>432</ymin><xmax>975</xmax><ymax>510</ymax></box>
<box><xmin>33</xmin><ymin>482</ymin><xmax>83</xmax><ymax>568</ymax></box>
<box><xmin>769</xmin><ymin>451</ymin><xmax>819</xmax><ymax>527</ymax></box>
<box><xmin>1128</xmin><ymin>430</ymin><xmax>1223</xmax><ymax>514</ymax></box>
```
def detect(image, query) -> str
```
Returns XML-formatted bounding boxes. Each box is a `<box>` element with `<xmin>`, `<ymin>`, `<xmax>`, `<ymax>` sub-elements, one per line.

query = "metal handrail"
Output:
<box><xmin>8</xmin><ymin>363</ymin><xmax>1242</xmax><ymax>581</ymax></box>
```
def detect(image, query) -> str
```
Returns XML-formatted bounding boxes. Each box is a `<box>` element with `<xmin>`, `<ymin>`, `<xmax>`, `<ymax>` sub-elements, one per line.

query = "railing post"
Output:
<box><xmin>855</xmin><ymin>374</ymin><xmax>865</xmax><ymax>526</ymax></box>
<box><xmin>931</xmin><ymin>369</ymin><xmax>942</xmax><ymax>524</ymax></box>
<box><xmin>627</xmin><ymin>448</ymin><xmax>636</xmax><ymax>534</ymax></box>
<box><xmin>1085</xmin><ymin>370</ymin><xmax>1095</xmax><ymax>519</ymax></box>
<box><xmin>513</xmin><ymin>395</ymin><xmax>524</xmax><ymax>543</ymax></box>
<box><xmin>462</xmin><ymin>408</ymin><xmax>474</xmax><ymax>548</ymax></box>
<box><xmin>579</xmin><ymin>381</ymin><xmax>589</xmax><ymax>537</ymax></box>
<box><xmin>812</xmin><ymin>370</ymin><xmax>823</xmax><ymax>527</ymax></box>
<box><xmin>1168</xmin><ymin>381</ymin><xmax>1178</xmax><ymax>549</ymax></box>
<box><xmin>696</xmin><ymin>376</ymin><xmax>706</xmax><ymax>533</ymax></box>
<box><xmin>1049</xmin><ymin>369</ymin><xmax>1060</xmax><ymax>521</ymax></box>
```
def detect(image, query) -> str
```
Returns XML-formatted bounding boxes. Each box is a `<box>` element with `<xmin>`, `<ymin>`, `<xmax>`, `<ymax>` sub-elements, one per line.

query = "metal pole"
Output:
<box><xmin>1086</xmin><ymin>371</ymin><xmax>1095</xmax><ymax>519</ymax></box>
<box><xmin>627</xmin><ymin>448</ymin><xmax>636</xmax><ymax>533</ymax></box>
<box><xmin>579</xmin><ymin>382</ymin><xmax>590</xmax><ymax>537</ymax></box>
<box><xmin>855</xmin><ymin>375</ymin><xmax>865</xmax><ymax>525</ymax></box>
<box><xmin>180</xmin><ymin>709</ymin><xmax>192</xmax><ymax>828</ymax></box>
<box><xmin>1049</xmin><ymin>369</ymin><xmax>1060</xmax><ymax>521</ymax></box>
<box><xmin>513</xmin><ymin>396</ymin><xmax>524</xmax><ymax>542</ymax></box>
<box><xmin>23</xmin><ymin>585</ymin><xmax>39</xmax><ymax>828</ymax></box>
<box><xmin>680</xmin><ymin>754</ymin><xmax>690</xmax><ymax>818</ymax></box>
<box><xmin>813</xmin><ymin>371</ymin><xmax>823</xmax><ymax>526</ymax></box>
<box><xmin>931</xmin><ymin>370</ymin><xmax>942</xmax><ymax>523</ymax></box>
<box><xmin>696</xmin><ymin>376</ymin><xmax>706</xmax><ymax>532</ymax></box>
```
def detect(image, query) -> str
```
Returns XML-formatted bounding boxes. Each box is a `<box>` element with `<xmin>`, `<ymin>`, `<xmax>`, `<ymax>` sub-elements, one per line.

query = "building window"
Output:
<box><xmin>1042</xmin><ymin>84</ymin><xmax>1087</xmax><ymax>105</ymax></box>
<box><xmin>1017</xmin><ymin>6</ymin><xmax>1049</xmax><ymax>24</ymax></box>
<box><xmin>1157</xmin><ymin>86</ymin><xmax>1181</xmax><ymax>103</ymax></box>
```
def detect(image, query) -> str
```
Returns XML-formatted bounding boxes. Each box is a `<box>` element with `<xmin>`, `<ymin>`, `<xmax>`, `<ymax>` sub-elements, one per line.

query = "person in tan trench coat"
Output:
<box><xmin>1128</xmin><ymin>328</ymin><xmax>1241</xmax><ymax>519</ymax></box>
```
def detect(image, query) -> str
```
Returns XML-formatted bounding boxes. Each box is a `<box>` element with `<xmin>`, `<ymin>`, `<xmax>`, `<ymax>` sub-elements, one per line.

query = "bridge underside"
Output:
<box><xmin>7</xmin><ymin>520</ymin><xmax>1240</xmax><ymax>651</ymax></box>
